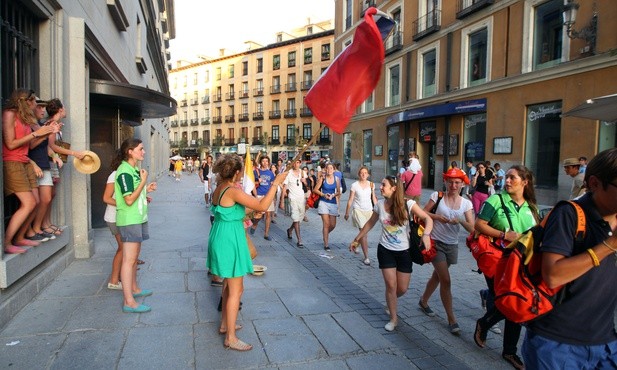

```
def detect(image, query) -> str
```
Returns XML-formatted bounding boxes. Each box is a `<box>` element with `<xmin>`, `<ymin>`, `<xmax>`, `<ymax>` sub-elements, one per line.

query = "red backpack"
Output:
<box><xmin>494</xmin><ymin>201</ymin><xmax>586</xmax><ymax>324</ymax></box>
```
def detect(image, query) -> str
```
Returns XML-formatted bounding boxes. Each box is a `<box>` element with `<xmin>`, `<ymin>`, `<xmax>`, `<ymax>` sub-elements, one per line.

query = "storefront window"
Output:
<box><xmin>387</xmin><ymin>126</ymin><xmax>399</xmax><ymax>175</ymax></box>
<box><xmin>363</xmin><ymin>130</ymin><xmax>373</xmax><ymax>168</ymax></box>
<box><xmin>525</xmin><ymin>102</ymin><xmax>562</xmax><ymax>187</ymax></box>
<box><xmin>598</xmin><ymin>121</ymin><xmax>617</xmax><ymax>152</ymax></box>
<box><xmin>463</xmin><ymin>114</ymin><xmax>486</xmax><ymax>163</ymax></box>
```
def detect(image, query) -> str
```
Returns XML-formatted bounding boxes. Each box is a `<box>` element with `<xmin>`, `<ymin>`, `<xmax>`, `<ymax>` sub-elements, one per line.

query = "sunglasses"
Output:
<box><xmin>385</xmin><ymin>175</ymin><xmax>397</xmax><ymax>184</ymax></box>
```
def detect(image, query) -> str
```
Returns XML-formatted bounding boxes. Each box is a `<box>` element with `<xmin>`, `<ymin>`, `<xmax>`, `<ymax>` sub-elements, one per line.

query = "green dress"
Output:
<box><xmin>206</xmin><ymin>188</ymin><xmax>254</xmax><ymax>278</ymax></box>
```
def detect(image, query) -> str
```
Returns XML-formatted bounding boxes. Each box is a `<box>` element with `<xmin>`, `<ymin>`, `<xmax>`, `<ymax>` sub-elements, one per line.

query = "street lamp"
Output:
<box><xmin>562</xmin><ymin>0</ymin><xmax>597</xmax><ymax>54</ymax></box>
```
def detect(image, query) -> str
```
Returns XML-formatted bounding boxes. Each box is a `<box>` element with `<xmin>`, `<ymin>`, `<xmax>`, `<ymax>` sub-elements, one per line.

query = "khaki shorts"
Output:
<box><xmin>256</xmin><ymin>195</ymin><xmax>275</xmax><ymax>212</ymax></box>
<box><xmin>352</xmin><ymin>208</ymin><xmax>373</xmax><ymax>229</ymax></box>
<box><xmin>289</xmin><ymin>197</ymin><xmax>306</xmax><ymax>222</ymax></box>
<box><xmin>3</xmin><ymin>161</ymin><xmax>38</xmax><ymax>196</ymax></box>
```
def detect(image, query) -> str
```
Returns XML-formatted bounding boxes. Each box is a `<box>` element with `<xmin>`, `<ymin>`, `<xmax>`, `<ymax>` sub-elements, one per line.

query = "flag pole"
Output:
<box><xmin>285</xmin><ymin>124</ymin><xmax>327</xmax><ymax>171</ymax></box>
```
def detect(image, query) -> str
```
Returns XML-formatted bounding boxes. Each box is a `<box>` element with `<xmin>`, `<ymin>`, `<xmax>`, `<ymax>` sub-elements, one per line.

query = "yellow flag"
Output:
<box><xmin>242</xmin><ymin>147</ymin><xmax>255</xmax><ymax>194</ymax></box>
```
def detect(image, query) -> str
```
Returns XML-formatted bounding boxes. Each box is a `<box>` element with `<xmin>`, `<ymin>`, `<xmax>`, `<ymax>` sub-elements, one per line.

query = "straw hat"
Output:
<box><xmin>73</xmin><ymin>150</ymin><xmax>101</xmax><ymax>174</ymax></box>
<box><xmin>562</xmin><ymin>158</ymin><xmax>580</xmax><ymax>167</ymax></box>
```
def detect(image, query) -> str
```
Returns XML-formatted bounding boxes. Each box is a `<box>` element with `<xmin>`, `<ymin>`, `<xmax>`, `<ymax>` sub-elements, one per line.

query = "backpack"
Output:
<box><xmin>493</xmin><ymin>201</ymin><xmax>586</xmax><ymax>324</ymax></box>
<box><xmin>465</xmin><ymin>194</ymin><xmax>513</xmax><ymax>278</ymax></box>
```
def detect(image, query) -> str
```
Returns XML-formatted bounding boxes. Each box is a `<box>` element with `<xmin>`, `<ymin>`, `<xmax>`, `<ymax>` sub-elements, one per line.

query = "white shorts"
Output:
<box><xmin>352</xmin><ymin>208</ymin><xmax>373</xmax><ymax>229</ymax></box>
<box><xmin>289</xmin><ymin>197</ymin><xmax>306</xmax><ymax>222</ymax></box>
<box><xmin>203</xmin><ymin>180</ymin><xmax>210</xmax><ymax>194</ymax></box>
<box><xmin>317</xmin><ymin>201</ymin><xmax>338</xmax><ymax>216</ymax></box>
<box><xmin>256</xmin><ymin>195</ymin><xmax>275</xmax><ymax>212</ymax></box>
<box><xmin>37</xmin><ymin>170</ymin><xmax>54</xmax><ymax>186</ymax></box>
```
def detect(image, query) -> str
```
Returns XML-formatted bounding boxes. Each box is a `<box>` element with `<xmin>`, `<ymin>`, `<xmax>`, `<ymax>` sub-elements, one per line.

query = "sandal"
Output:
<box><xmin>219</xmin><ymin>324</ymin><xmax>242</xmax><ymax>334</ymax></box>
<box><xmin>474</xmin><ymin>319</ymin><xmax>487</xmax><ymax>348</ymax></box>
<box><xmin>224</xmin><ymin>339</ymin><xmax>252</xmax><ymax>351</ymax></box>
<box><xmin>43</xmin><ymin>226</ymin><xmax>62</xmax><ymax>236</ymax></box>
<box><xmin>136</xmin><ymin>259</ymin><xmax>145</xmax><ymax>265</ymax></box>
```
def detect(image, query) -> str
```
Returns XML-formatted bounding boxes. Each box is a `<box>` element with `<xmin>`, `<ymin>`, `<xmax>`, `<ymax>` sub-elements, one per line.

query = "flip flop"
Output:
<box><xmin>43</xmin><ymin>227</ymin><xmax>62</xmax><ymax>236</ymax></box>
<box><xmin>218</xmin><ymin>324</ymin><xmax>242</xmax><ymax>334</ymax></box>
<box><xmin>136</xmin><ymin>259</ymin><xmax>145</xmax><ymax>265</ymax></box>
<box><xmin>224</xmin><ymin>339</ymin><xmax>252</xmax><ymax>351</ymax></box>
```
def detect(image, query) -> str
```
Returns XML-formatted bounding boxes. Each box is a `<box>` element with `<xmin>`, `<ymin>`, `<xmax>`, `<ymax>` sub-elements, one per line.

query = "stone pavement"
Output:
<box><xmin>0</xmin><ymin>172</ymin><xmax>517</xmax><ymax>369</ymax></box>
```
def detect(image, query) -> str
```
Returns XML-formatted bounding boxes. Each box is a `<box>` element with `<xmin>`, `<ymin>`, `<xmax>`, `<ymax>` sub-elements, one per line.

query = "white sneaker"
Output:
<box><xmin>489</xmin><ymin>324</ymin><xmax>502</xmax><ymax>334</ymax></box>
<box><xmin>384</xmin><ymin>321</ymin><xmax>397</xmax><ymax>332</ymax></box>
<box><xmin>107</xmin><ymin>282</ymin><xmax>122</xmax><ymax>290</ymax></box>
<box><xmin>363</xmin><ymin>258</ymin><xmax>370</xmax><ymax>265</ymax></box>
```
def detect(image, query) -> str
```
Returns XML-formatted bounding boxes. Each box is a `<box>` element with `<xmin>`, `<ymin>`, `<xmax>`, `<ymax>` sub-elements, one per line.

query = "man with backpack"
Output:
<box><xmin>522</xmin><ymin>148</ymin><xmax>617</xmax><ymax>369</ymax></box>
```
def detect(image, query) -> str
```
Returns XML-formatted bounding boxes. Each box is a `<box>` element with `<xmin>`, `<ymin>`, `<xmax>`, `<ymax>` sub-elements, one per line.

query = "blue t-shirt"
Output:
<box><xmin>254</xmin><ymin>168</ymin><xmax>274</xmax><ymax>196</ymax></box>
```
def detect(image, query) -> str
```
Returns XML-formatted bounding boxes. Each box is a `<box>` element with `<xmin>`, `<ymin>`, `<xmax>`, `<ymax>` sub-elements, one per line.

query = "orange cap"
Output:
<box><xmin>443</xmin><ymin>168</ymin><xmax>470</xmax><ymax>185</ymax></box>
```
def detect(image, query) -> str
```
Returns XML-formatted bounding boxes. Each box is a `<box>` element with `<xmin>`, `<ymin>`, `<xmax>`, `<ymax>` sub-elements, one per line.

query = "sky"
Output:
<box><xmin>169</xmin><ymin>0</ymin><xmax>335</xmax><ymax>63</ymax></box>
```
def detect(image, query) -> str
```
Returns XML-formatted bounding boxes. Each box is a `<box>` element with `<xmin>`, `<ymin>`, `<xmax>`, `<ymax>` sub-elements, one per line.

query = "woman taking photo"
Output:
<box><xmin>471</xmin><ymin>162</ymin><xmax>492</xmax><ymax>214</ymax></box>
<box><xmin>207</xmin><ymin>154</ymin><xmax>287</xmax><ymax>351</ymax></box>
<box><xmin>419</xmin><ymin>168</ymin><xmax>475</xmax><ymax>334</ymax></box>
<box><xmin>344</xmin><ymin>166</ymin><xmax>377</xmax><ymax>265</ymax></box>
<box><xmin>114</xmin><ymin>139</ymin><xmax>156</xmax><ymax>313</ymax></box>
<box><xmin>349</xmin><ymin>175</ymin><xmax>433</xmax><ymax>332</ymax></box>
<box><xmin>314</xmin><ymin>162</ymin><xmax>340</xmax><ymax>251</ymax></box>
<box><xmin>473</xmin><ymin>165</ymin><xmax>539</xmax><ymax>370</ymax></box>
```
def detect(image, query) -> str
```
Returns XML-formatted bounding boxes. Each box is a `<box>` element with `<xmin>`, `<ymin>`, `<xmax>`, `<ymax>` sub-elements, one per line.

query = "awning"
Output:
<box><xmin>562</xmin><ymin>93</ymin><xmax>617</xmax><ymax>122</ymax></box>
<box><xmin>89</xmin><ymin>79</ymin><xmax>177</xmax><ymax>120</ymax></box>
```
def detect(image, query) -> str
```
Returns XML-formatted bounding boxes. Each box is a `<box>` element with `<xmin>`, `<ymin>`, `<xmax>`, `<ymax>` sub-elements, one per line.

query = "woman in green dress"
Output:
<box><xmin>207</xmin><ymin>154</ymin><xmax>287</xmax><ymax>351</ymax></box>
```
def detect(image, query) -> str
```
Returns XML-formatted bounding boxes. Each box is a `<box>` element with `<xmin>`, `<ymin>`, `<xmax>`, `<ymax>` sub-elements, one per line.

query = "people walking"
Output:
<box><xmin>473</xmin><ymin>165</ymin><xmax>540</xmax><ymax>369</ymax></box>
<box><xmin>562</xmin><ymin>157</ymin><xmax>586</xmax><ymax>199</ymax></box>
<box><xmin>280</xmin><ymin>159</ymin><xmax>307</xmax><ymax>247</ymax></box>
<box><xmin>114</xmin><ymin>138</ymin><xmax>157</xmax><ymax>313</ymax></box>
<box><xmin>207</xmin><ymin>154</ymin><xmax>287</xmax><ymax>351</ymax></box>
<box><xmin>349</xmin><ymin>175</ymin><xmax>433</xmax><ymax>332</ymax></box>
<box><xmin>470</xmin><ymin>162</ymin><xmax>492</xmax><ymax>214</ymax></box>
<box><xmin>249</xmin><ymin>155</ymin><xmax>276</xmax><ymax>240</ymax></box>
<box><xmin>344</xmin><ymin>166</ymin><xmax>377</xmax><ymax>265</ymax></box>
<box><xmin>419</xmin><ymin>168</ymin><xmax>475</xmax><ymax>335</ymax></box>
<box><xmin>314</xmin><ymin>162</ymin><xmax>340</xmax><ymax>251</ymax></box>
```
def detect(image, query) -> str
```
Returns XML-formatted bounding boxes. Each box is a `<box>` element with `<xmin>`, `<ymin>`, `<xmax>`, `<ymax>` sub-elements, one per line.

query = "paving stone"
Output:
<box><xmin>50</xmin><ymin>330</ymin><xmax>124</xmax><ymax>369</ymax></box>
<box><xmin>303</xmin><ymin>314</ymin><xmax>361</xmax><ymax>355</ymax></box>
<box><xmin>119</xmin><ymin>325</ymin><xmax>194</xmax><ymax>369</ymax></box>
<box><xmin>0</xmin><ymin>333</ymin><xmax>65</xmax><ymax>369</ymax></box>
<box><xmin>0</xmin><ymin>297</ymin><xmax>82</xmax><ymax>336</ymax></box>
<box><xmin>346</xmin><ymin>354</ymin><xmax>417</xmax><ymax>370</ymax></box>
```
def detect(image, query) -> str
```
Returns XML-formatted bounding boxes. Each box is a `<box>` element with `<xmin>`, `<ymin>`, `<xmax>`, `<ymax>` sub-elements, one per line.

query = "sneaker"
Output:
<box><xmin>249</xmin><ymin>227</ymin><xmax>256</xmax><ymax>235</ymax></box>
<box><xmin>211</xmin><ymin>280</ymin><xmax>223</xmax><ymax>287</ymax></box>
<box><xmin>39</xmin><ymin>231</ymin><xmax>56</xmax><ymax>240</ymax></box>
<box><xmin>418</xmin><ymin>300</ymin><xmax>435</xmax><ymax>317</ymax></box>
<box><xmin>449</xmin><ymin>323</ymin><xmax>461</xmax><ymax>335</ymax></box>
<box><xmin>480</xmin><ymin>289</ymin><xmax>487</xmax><ymax>310</ymax></box>
<box><xmin>489</xmin><ymin>324</ymin><xmax>502</xmax><ymax>334</ymax></box>
<box><xmin>107</xmin><ymin>282</ymin><xmax>123</xmax><ymax>290</ymax></box>
<box><xmin>363</xmin><ymin>258</ymin><xmax>370</xmax><ymax>266</ymax></box>
<box><xmin>264</xmin><ymin>235</ymin><xmax>272</xmax><ymax>241</ymax></box>
<box><xmin>384</xmin><ymin>321</ymin><xmax>397</xmax><ymax>332</ymax></box>
<box><xmin>324</xmin><ymin>246</ymin><xmax>330</xmax><ymax>251</ymax></box>
<box><xmin>4</xmin><ymin>245</ymin><xmax>27</xmax><ymax>254</ymax></box>
<box><xmin>26</xmin><ymin>233</ymin><xmax>48</xmax><ymax>242</ymax></box>
<box><xmin>502</xmin><ymin>353</ymin><xmax>525</xmax><ymax>370</ymax></box>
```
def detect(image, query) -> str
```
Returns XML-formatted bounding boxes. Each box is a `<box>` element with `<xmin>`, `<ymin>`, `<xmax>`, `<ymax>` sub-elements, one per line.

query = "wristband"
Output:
<box><xmin>586</xmin><ymin>248</ymin><xmax>600</xmax><ymax>267</ymax></box>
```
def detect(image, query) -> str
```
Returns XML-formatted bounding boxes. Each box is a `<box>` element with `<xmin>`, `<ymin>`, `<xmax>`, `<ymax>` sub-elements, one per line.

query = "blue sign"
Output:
<box><xmin>386</xmin><ymin>98</ymin><xmax>487</xmax><ymax>125</ymax></box>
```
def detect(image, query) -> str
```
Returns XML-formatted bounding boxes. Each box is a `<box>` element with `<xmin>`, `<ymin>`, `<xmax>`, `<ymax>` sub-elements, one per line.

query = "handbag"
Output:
<box><xmin>55</xmin><ymin>133</ymin><xmax>71</xmax><ymax>163</ymax></box>
<box><xmin>407</xmin><ymin>206</ymin><xmax>436</xmax><ymax>265</ymax></box>
<box><xmin>307</xmin><ymin>191</ymin><xmax>320</xmax><ymax>209</ymax></box>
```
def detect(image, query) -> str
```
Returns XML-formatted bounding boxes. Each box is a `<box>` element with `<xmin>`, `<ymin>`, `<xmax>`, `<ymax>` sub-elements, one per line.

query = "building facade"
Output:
<box><xmin>333</xmin><ymin>0</ymin><xmax>617</xmax><ymax>204</ymax></box>
<box><xmin>169</xmin><ymin>21</ymin><xmax>334</xmax><ymax>164</ymax></box>
<box><xmin>0</xmin><ymin>0</ymin><xmax>176</xmax><ymax>327</ymax></box>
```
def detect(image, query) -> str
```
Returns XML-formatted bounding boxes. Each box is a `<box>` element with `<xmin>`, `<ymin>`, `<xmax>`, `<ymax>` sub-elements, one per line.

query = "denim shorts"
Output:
<box><xmin>118</xmin><ymin>222</ymin><xmax>149</xmax><ymax>243</ymax></box>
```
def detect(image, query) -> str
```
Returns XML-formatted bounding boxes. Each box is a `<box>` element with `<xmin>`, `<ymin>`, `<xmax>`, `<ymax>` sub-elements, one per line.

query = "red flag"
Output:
<box><xmin>305</xmin><ymin>8</ymin><xmax>395</xmax><ymax>134</ymax></box>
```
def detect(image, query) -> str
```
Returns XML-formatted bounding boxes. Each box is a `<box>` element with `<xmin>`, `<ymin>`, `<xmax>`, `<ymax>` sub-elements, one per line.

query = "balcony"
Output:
<box><xmin>317</xmin><ymin>135</ymin><xmax>331</xmax><ymax>145</ymax></box>
<box><xmin>225</xmin><ymin>114</ymin><xmax>235</xmax><ymax>123</ymax></box>
<box><xmin>201</xmin><ymin>117</ymin><xmax>210</xmax><ymax>124</ymax></box>
<box><xmin>301</xmin><ymin>80</ymin><xmax>312</xmax><ymax>91</ymax></box>
<box><xmin>190</xmin><ymin>119</ymin><xmax>199</xmax><ymax>126</ymax></box>
<box><xmin>202</xmin><ymin>139</ymin><xmax>210</xmax><ymax>146</ymax></box>
<box><xmin>237</xmin><ymin>138</ymin><xmax>247</xmax><ymax>144</ymax></box>
<box><xmin>253</xmin><ymin>112</ymin><xmax>264</xmax><ymax>121</ymax></box>
<box><xmin>270</xmin><ymin>85</ymin><xmax>281</xmax><ymax>94</ymax></box>
<box><xmin>283</xmin><ymin>136</ymin><xmax>296</xmax><ymax>146</ymax></box>
<box><xmin>212</xmin><ymin>94</ymin><xmax>222</xmax><ymax>102</ymax></box>
<box><xmin>413</xmin><ymin>9</ymin><xmax>441</xmax><ymax>41</ymax></box>
<box><xmin>171</xmin><ymin>120</ymin><xmax>178</xmax><ymax>127</ymax></box>
<box><xmin>253</xmin><ymin>88</ymin><xmax>264</xmax><ymax>97</ymax></box>
<box><xmin>180</xmin><ymin>120</ymin><xmax>188</xmax><ymax>127</ymax></box>
<box><xmin>191</xmin><ymin>99</ymin><xmax>199</xmax><ymax>106</ymax></box>
<box><xmin>385</xmin><ymin>31</ymin><xmax>402</xmax><ymax>55</ymax></box>
<box><xmin>238</xmin><ymin>113</ymin><xmax>249</xmax><ymax>122</ymax></box>
<box><xmin>238</xmin><ymin>90</ymin><xmax>249</xmax><ymax>99</ymax></box>
<box><xmin>226</xmin><ymin>92</ymin><xmax>235</xmax><ymax>100</ymax></box>
<box><xmin>285</xmin><ymin>83</ymin><xmax>297</xmax><ymax>92</ymax></box>
<box><xmin>212</xmin><ymin>116</ymin><xmax>222</xmax><ymax>124</ymax></box>
<box><xmin>269</xmin><ymin>110</ymin><xmax>281</xmax><ymax>119</ymax></box>
<box><xmin>300</xmin><ymin>107</ymin><xmax>313</xmax><ymax>117</ymax></box>
<box><xmin>269</xmin><ymin>138</ymin><xmax>280</xmax><ymax>145</ymax></box>
<box><xmin>225</xmin><ymin>139</ymin><xmax>236</xmax><ymax>146</ymax></box>
<box><xmin>180</xmin><ymin>99</ymin><xmax>188</xmax><ymax>107</ymax></box>
<box><xmin>456</xmin><ymin>0</ymin><xmax>494</xmax><ymax>19</ymax></box>
<box><xmin>284</xmin><ymin>109</ymin><xmax>297</xmax><ymax>118</ymax></box>
<box><xmin>201</xmin><ymin>96</ymin><xmax>210</xmax><ymax>104</ymax></box>
<box><xmin>212</xmin><ymin>137</ymin><xmax>224</xmax><ymax>146</ymax></box>
<box><xmin>360</xmin><ymin>0</ymin><xmax>376</xmax><ymax>18</ymax></box>
<box><xmin>252</xmin><ymin>138</ymin><xmax>263</xmax><ymax>145</ymax></box>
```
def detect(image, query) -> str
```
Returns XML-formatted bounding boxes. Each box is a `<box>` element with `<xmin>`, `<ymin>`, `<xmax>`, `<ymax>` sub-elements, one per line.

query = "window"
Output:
<box><xmin>204</xmin><ymin>70</ymin><xmax>210</xmax><ymax>83</ymax></box>
<box><xmin>362</xmin><ymin>92</ymin><xmax>374</xmax><ymax>113</ymax></box>
<box><xmin>532</xmin><ymin>0</ymin><xmax>563</xmax><ymax>70</ymax></box>
<box><xmin>241</xmin><ymin>81</ymin><xmax>248</xmax><ymax>96</ymax></box>
<box><xmin>287</xmin><ymin>98</ymin><xmax>295</xmax><ymax>110</ymax></box>
<box><xmin>303</xmin><ymin>123</ymin><xmax>312</xmax><ymax>139</ymax></box>
<box><xmin>418</xmin><ymin>41</ymin><xmax>439</xmax><ymax>98</ymax></box>
<box><xmin>525</xmin><ymin>102</ymin><xmax>562</xmax><ymax>187</ymax></box>
<box><xmin>302</xmin><ymin>71</ymin><xmax>313</xmax><ymax>90</ymax></box>
<box><xmin>203</xmin><ymin>130</ymin><xmax>210</xmax><ymax>142</ymax></box>
<box><xmin>272</xmin><ymin>100</ymin><xmax>280</xmax><ymax>112</ymax></box>
<box><xmin>277</xmin><ymin>34</ymin><xmax>283</xmax><ymax>42</ymax></box>
<box><xmin>287</xmin><ymin>73</ymin><xmax>296</xmax><ymax>91</ymax></box>
<box><xmin>386</xmin><ymin>61</ymin><xmax>401</xmax><ymax>106</ymax></box>
<box><xmin>386</xmin><ymin>8</ymin><xmax>402</xmax><ymax>51</ymax></box>
<box><xmin>273</xmin><ymin>55</ymin><xmax>280</xmax><ymax>70</ymax></box>
<box><xmin>344</xmin><ymin>0</ymin><xmax>353</xmax><ymax>30</ymax></box>
<box><xmin>272</xmin><ymin>125</ymin><xmax>280</xmax><ymax>140</ymax></box>
<box><xmin>599</xmin><ymin>121</ymin><xmax>617</xmax><ymax>152</ymax></box>
<box><xmin>228</xmin><ymin>128</ymin><xmax>234</xmax><ymax>141</ymax></box>
<box><xmin>183</xmin><ymin>75</ymin><xmax>187</xmax><ymax>87</ymax></box>
<box><xmin>463</xmin><ymin>114</ymin><xmax>486</xmax><ymax>163</ymax></box>
<box><xmin>241</xmin><ymin>103</ymin><xmax>248</xmax><ymax>114</ymax></box>
<box><xmin>288</xmin><ymin>51</ymin><xmax>296</xmax><ymax>67</ymax></box>
<box><xmin>193</xmin><ymin>73</ymin><xmax>198</xmax><ymax>85</ymax></box>
<box><xmin>228</xmin><ymin>64</ymin><xmax>234</xmax><ymax>78</ymax></box>
<box><xmin>304</xmin><ymin>47</ymin><xmax>312</xmax><ymax>64</ymax></box>
<box><xmin>257</xmin><ymin>58</ymin><xmax>263</xmax><ymax>73</ymax></box>
<box><xmin>216</xmin><ymin>67</ymin><xmax>221</xmax><ymax>80</ymax></box>
<box><xmin>286</xmin><ymin>124</ymin><xmax>295</xmax><ymax>143</ymax></box>
<box><xmin>307</xmin><ymin>26</ymin><xmax>313</xmax><ymax>35</ymax></box>
<box><xmin>256</xmin><ymin>79</ymin><xmax>263</xmax><ymax>95</ymax></box>
<box><xmin>273</xmin><ymin>76</ymin><xmax>280</xmax><ymax>89</ymax></box>
<box><xmin>321</xmin><ymin>43</ymin><xmax>331</xmax><ymax>60</ymax></box>
<box><xmin>461</xmin><ymin>18</ymin><xmax>492</xmax><ymax>88</ymax></box>
<box><xmin>256</xmin><ymin>101</ymin><xmax>263</xmax><ymax>113</ymax></box>
<box><xmin>242</xmin><ymin>61</ymin><xmax>248</xmax><ymax>76</ymax></box>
